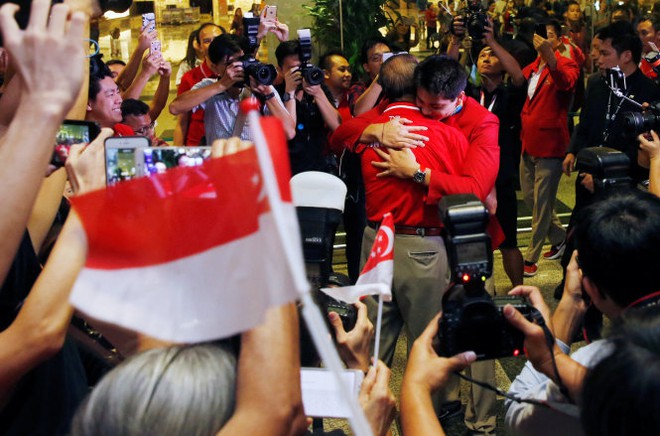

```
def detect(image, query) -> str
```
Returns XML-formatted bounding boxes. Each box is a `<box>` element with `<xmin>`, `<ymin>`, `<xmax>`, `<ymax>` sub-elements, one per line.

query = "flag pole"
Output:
<box><xmin>373</xmin><ymin>295</ymin><xmax>383</xmax><ymax>366</ymax></box>
<box><xmin>244</xmin><ymin>101</ymin><xmax>373</xmax><ymax>436</ymax></box>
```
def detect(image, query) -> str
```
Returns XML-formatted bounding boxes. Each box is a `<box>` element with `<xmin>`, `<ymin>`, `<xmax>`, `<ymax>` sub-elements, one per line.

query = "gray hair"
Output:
<box><xmin>378</xmin><ymin>53</ymin><xmax>419</xmax><ymax>101</ymax></box>
<box><xmin>71</xmin><ymin>344</ymin><xmax>237</xmax><ymax>436</ymax></box>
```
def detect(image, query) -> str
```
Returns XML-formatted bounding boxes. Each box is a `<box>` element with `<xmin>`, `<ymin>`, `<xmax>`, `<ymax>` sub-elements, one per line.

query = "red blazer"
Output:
<box><xmin>520</xmin><ymin>54</ymin><xmax>579</xmax><ymax>158</ymax></box>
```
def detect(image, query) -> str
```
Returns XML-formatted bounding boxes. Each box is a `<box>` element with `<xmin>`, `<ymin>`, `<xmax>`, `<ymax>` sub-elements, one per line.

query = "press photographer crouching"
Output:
<box><xmin>502</xmin><ymin>188</ymin><xmax>660</xmax><ymax>436</ymax></box>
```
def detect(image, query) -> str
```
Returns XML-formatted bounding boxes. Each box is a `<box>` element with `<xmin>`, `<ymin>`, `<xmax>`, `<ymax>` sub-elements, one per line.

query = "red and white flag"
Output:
<box><xmin>69</xmin><ymin>116</ymin><xmax>306</xmax><ymax>343</ymax></box>
<box><xmin>321</xmin><ymin>213</ymin><xmax>394</xmax><ymax>304</ymax></box>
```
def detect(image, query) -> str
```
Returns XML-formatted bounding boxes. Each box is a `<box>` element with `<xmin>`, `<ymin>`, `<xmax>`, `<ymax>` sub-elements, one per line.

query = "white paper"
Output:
<box><xmin>300</xmin><ymin>368</ymin><xmax>364</xmax><ymax>418</ymax></box>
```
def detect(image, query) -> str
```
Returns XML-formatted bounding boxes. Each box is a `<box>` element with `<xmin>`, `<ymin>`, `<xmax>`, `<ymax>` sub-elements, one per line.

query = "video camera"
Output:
<box><xmin>451</xmin><ymin>0</ymin><xmax>489</xmax><ymax>39</ymax></box>
<box><xmin>436</xmin><ymin>194</ymin><xmax>535</xmax><ymax>361</ymax></box>
<box><xmin>291</xmin><ymin>172</ymin><xmax>357</xmax><ymax>332</ymax></box>
<box><xmin>239</xmin><ymin>15</ymin><xmax>277</xmax><ymax>87</ymax></box>
<box><xmin>297</xmin><ymin>29</ymin><xmax>325</xmax><ymax>86</ymax></box>
<box><xmin>576</xmin><ymin>147</ymin><xmax>632</xmax><ymax>193</ymax></box>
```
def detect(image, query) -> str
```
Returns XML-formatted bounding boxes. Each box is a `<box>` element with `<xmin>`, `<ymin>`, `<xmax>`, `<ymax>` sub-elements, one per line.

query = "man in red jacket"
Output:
<box><xmin>519</xmin><ymin>32</ymin><xmax>579</xmax><ymax>277</ymax></box>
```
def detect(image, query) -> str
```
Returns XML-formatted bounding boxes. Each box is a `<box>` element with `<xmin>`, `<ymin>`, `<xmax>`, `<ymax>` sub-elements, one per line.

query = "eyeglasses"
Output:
<box><xmin>134</xmin><ymin>120</ymin><xmax>156</xmax><ymax>136</ymax></box>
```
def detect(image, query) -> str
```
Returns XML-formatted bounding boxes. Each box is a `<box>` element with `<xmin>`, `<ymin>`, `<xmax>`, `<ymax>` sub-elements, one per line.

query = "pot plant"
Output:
<box><xmin>305</xmin><ymin>0</ymin><xmax>400</xmax><ymax>76</ymax></box>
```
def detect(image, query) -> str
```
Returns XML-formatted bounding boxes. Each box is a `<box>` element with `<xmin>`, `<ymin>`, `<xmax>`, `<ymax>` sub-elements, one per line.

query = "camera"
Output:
<box><xmin>324</xmin><ymin>273</ymin><xmax>357</xmax><ymax>331</ymax></box>
<box><xmin>621</xmin><ymin>100</ymin><xmax>660</xmax><ymax>137</ymax></box>
<box><xmin>576</xmin><ymin>147</ymin><xmax>632</xmax><ymax>192</ymax></box>
<box><xmin>436</xmin><ymin>194</ymin><xmax>536</xmax><ymax>361</ymax></box>
<box><xmin>240</xmin><ymin>55</ymin><xmax>277</xmax><ymax>86</ymax></box>
<box><xmin>297</xmin><ymin>29</ymin><xmax>325</xmax><ymax>86</ymax></box>
<box><xmin>238</xmin><ymin>15</ymin><xmax>277</xmax><ymax>87</ymax></box>
<box><xmin>291</xmin><ymin>172</ymin><xmax>357</xmax><ymax>332</ymax></box>
<box><xmin>451</xmin><ymin>0</ymin><xmax>489</xmax><ymax>39</ymax></box>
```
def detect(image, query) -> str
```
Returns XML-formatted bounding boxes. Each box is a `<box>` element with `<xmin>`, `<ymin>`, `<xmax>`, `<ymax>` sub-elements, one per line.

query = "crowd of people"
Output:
<box><xmin>1</xmin><ymin>0</ymin><xmax>660</xmax><ymax>435</ymax></box>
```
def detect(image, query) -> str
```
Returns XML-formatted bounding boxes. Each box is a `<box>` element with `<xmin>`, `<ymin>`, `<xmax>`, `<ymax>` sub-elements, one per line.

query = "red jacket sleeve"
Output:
<box><xmin>328</xmin><ymin>105</ymin><xmax>383</xmax><ymax>154</ymax></box>
<box><xmin>547</xmin><ymin>53</ymin><xmax>580</xmax><ymax>91</ymax></box>
<box><xmin>426</xmin><ymin>109</ymin><xmax>500</xmax><ymax>204</ymax></box>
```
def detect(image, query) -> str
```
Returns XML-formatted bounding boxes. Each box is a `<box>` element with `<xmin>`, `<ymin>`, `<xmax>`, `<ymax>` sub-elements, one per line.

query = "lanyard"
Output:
<box><xmin>480</xmin><ymin>90</ymin><xmax>497</xmax><ymax>112</ymax></box>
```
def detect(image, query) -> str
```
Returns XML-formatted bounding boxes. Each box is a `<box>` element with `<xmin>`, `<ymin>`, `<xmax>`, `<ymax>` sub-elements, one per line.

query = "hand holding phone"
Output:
<box><xmin>150</xmin><ymin>40</ymin><xmax>162</xmax><ymax>57</ymax></box>
<box><xmin>104</xmin><ymin>136</ymin><xmax>150</xmax><ymax>185</ymax></box>
<box><xmin>141</xmin><ymin>13</ymin><xmax>156</xmax><ymax>33</ymax></box>
<box><xmin>66</xmin><ymin>128</ymin><xmax>113</xmax><ymax>195</ymax></box>
<box><xmin>264</xmin><ymin>5</ymin><xmax>277</xmax><ymax>22</ymax></box>
<box><xmin>52</xmin><ymin>120</ymin><xmax>101</xmax><ymax>168</ymax></box>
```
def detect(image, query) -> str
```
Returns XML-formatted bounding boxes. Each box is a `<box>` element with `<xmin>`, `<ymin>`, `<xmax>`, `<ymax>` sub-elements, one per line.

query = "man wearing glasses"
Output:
<box><xmin>121</xmin><ymin>98</ymin><xmax>168</xmax><ymax>146</ymax></box>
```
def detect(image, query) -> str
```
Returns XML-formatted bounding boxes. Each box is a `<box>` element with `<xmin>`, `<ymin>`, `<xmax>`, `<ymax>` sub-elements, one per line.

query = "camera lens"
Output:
<box><xmin>254</xmin><ymin>64</ymin><xmax>276</xmax><ymax>86</ymax></box>
<box><xmin>303</xmin><ymin>65</ymin><xmax>324</xmax><ymax>86</ymax></box>
<box><xmin>621</xmin><ymin>112</ymin><xmax>657</xmax><ymax>136</ymax></box>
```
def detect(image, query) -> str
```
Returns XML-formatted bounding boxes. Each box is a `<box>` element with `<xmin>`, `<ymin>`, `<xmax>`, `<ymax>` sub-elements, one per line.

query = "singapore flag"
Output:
<box><xmin>321</xmin><ymin>213</ymin><xmax>394</xmax><ymax>304</ymax></box>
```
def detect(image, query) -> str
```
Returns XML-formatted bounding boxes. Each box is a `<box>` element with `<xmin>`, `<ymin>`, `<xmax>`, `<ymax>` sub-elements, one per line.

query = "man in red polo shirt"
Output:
<box><xmin>357</xmin><ymin>52</ymin><xmax>471</xmax><ymax>400</ymax></box>
<box><xmin>172</xmin><ymin>23</ymin><xmax>223</xmax><ymax>145</ymax></box>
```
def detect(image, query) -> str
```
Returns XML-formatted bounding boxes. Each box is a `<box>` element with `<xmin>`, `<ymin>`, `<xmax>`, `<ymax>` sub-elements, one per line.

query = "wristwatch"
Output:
<box><xmin>412</xmin><ymin>167</ymin><xmax>426</xmax><ymax>184</ymax></box>
<box><xmin>282</xmin><ymin>92</ymin><xmax>295</xmax><ymax>102</ymax></box>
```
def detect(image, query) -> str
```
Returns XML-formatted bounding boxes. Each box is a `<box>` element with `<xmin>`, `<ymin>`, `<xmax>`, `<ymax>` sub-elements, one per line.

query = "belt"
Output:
<box><xmin>367</xmin><ymin>220</ymin><xmax>442</xmax><ymax>237</ymax></box>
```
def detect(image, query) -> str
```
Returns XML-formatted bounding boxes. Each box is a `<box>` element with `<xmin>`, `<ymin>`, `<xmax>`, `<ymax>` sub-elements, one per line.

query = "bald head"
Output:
<box><xmin>377</xmin><ymin>53</ymin><xmax>419</xmax><ymax>101</ymax></box>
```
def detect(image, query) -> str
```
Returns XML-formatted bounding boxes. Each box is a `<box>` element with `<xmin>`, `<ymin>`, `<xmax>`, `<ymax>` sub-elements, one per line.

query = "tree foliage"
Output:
<box><xmin>305</xmin><ymin>0</ymin><xmax>398</xmax><ymax>77</ymax></box>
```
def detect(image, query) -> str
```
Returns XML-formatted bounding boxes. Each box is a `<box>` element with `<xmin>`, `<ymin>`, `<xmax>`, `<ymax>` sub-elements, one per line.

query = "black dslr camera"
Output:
<box><xmin>297</xmin><ymin>29</ymin><xmax>325</xmax><ymax>86</ymax></box>
<box><xmin>576</xmin><ymin>147</ymin><xmax>632</xmax><ymax>193</ymax></box>
<box><xmin>436</xmin><ymin>194</ymin><xmax>535</xmax><ymax>361</ymax></box>
<box><xmin>296</xmin><ymin>198</ymin><xmax>357</xmax><ymax>332</ymax></box>
<box><xmin>451</xmin><ymin>0</ymin><xmax>489</xmax><ymax>39</ymax></box>
<box><xmin>239</xmin><ymin>15</ymin><xmax>277</xmax><ymax>87</ymax></box>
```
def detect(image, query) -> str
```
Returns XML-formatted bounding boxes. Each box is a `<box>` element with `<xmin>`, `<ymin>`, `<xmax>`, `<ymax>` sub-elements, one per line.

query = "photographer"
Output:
<box><xmin>274</xmin><ymin>39</ymin><xmax>341</xmax><ymax>175</ymax></box>
<box><xmin>467</xmin><ymin>20</ymin><xmax>526</xmax><ymax>287</ymax></box>
<box><xmin>557</xmin><ymin>22</ymin><xmax>660</xmax><ymax>296</ymax></box>
<box><xmin>503</xmin><ymin>189</ymin><xmax>660</xmax><ymax>435</ymax></box>
<box><xmin>169</xmin><ymin>34</ymin><xmax>294</xmax><ymax>144</ymax></box>
<box><xmin>564</xmin><ymin>21</ymin><xmax>660</xmax><ymax>189</ymax></box>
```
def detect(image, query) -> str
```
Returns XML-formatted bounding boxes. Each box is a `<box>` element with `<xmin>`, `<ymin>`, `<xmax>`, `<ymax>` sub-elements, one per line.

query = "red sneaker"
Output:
<box><xmin>524</xmin><ymin>262</ymin><xmax>538</xmax><ymax>277</ymax></box>
<box><xmin>543</xmin><ymin>240</ymin><xmax>566</xmax><ymax>260</ymax></box>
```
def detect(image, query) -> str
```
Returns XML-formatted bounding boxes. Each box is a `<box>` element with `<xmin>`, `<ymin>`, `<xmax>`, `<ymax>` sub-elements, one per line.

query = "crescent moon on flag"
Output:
<box><xmin>381</xmin><ymin>226</ymin><xmax>394</xmax><ymax>257</ymax></box>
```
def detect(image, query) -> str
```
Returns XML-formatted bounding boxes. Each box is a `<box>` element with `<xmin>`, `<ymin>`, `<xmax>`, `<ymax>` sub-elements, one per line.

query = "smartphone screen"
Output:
<box><xmin>52</xmin><ymin>120</ymin><xmax>100</xmax><ymax>168</ymax></box>
<box><xmin>105</xmin><ymin>137</ymin><xmax>149</xmax><ymax>185</ymax></box>
<box><xmin>141</xmin><ymin>12</ymin><xmax>156</xmax><ymax>32</ymax></box>
<box><xmin>143</xmin><ymin>146</ymin><xmax>212</xmax><ymax>176</ymax></box>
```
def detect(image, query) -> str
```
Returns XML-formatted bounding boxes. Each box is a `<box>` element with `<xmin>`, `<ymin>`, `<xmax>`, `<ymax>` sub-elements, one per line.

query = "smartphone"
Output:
<box><xmin>535</xmin><ymin>23</ymin><xmax>548</xmax><ymax>39</ymax></box>
<box><xmin>143</xmin><ymin>146</ymin><xmax>212</xmax><ymax>176</ymax></box>
<box><xmin>150</xmin><ymin>40</ymin><xmax>161</xmax><ymax>57</ymax></box>
<box><xmin>52</xmin><ymin>120</ymin><xmax>100</xmax><ymax>168</ymax></box>
<box><xmin>264</xmin><ymin>5</ymin><xmax>277</xmax><ymax>22</ymax></box>
<box><xmin>141</xmin><ymin>12</ymin><xmax>156</xmax><ymax>33</ymax></box>
<box><xmin>104</xmin><ymin>136</ymin><xmax>149</xmax><ymax>186</ymax></box>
